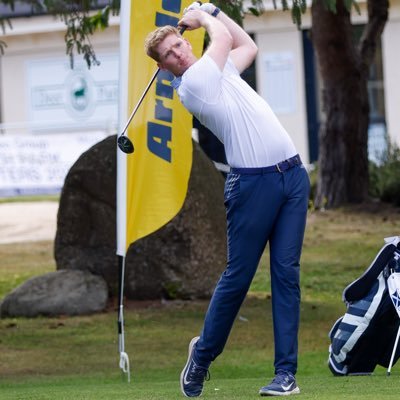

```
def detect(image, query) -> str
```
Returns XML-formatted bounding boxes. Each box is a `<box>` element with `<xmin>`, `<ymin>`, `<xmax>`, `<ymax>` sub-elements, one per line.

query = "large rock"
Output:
<box><xmin>55</xmin><ymin>135</ymin><xmax>227</xmax><ymax>300</ymax></box>
<box><xmin>0</xmin><ymin>270</ymin><xmax>108</xmax><ymax>317</ymax></box>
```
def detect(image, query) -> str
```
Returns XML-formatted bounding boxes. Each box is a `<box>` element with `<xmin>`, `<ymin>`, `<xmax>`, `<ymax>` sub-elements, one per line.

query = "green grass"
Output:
<box><xmin>2</xmin><ymin>373</ymin><xmax>400</xmax><ymax>400</ymax></box>
<box><xmin>0</xmin><ymin>195</ymin><xmax>60</xmax><ymax>204</ymax></box>
<box><xmin>1</xmin><ymin>204</ymin><xmax>400</xmax><ymax>398</ymax></box>
<box><xmin>0</xmin><ymin>241</ymin><xmax>55</xmax><ymax>299</ymax></box>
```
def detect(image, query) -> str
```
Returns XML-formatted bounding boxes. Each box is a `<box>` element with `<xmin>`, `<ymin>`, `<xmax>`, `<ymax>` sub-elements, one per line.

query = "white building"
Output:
<box><xmin>0</xmin><ymin>1</ymin><xmax>399</xmax><ymax>194</ymax></box>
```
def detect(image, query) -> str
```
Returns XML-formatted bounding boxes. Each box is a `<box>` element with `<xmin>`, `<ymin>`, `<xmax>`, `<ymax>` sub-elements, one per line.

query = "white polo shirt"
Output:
<box><xmin>172</xmin><ymin>54</ymin><xmax>297</xmax><ymax>168</ymax></box>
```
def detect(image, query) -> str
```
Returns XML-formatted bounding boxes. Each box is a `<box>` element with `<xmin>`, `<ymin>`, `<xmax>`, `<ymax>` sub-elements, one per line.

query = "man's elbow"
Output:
<box><xmin>225</xmin><ymin>31</ymin><xmax>234</xmax><ymax>50</ymax></box>
<box><xmin>249</xmin><ymin>42</ymin><xmax>258</xmax><ymax>62</ymax></box>
<box><xmin>242</xmin><ymin>43</ymin><xmax>257</xmax><ymax>65</ymax></box>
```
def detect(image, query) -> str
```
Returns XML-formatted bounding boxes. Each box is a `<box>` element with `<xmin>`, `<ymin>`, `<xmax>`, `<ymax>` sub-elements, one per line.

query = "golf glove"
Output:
<box><xmin>183</xmin><ymin>1</ymin><xmax>201</xmax><ymax>14</ymax></box>
<box><xmin>199</xmin><ymin>3</ymin><xmax>217</xmax><ymax>15</ymax></box>
<box><xmin>184</xmin><ymin>2</ymin><xmax>217</xmax><ymax>16</ymax></box>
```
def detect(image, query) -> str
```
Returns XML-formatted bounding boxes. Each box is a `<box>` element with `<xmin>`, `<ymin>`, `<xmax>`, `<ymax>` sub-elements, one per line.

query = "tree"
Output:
<box><xmin>0</xmin><ymin>0</ymin><xmax>390</xmax><ymax>208</ymax></box>
<box><xmin>311</xmin><ymin>0</ymin><xmax>389</xmax><ymax>207</ymax></box>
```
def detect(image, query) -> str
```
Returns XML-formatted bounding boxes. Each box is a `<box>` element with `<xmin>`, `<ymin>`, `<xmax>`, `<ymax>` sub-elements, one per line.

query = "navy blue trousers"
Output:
<box><xmin>193</xmin><ymin>159</ymin><xmax>310</xmax><ymax>375</ymax></box>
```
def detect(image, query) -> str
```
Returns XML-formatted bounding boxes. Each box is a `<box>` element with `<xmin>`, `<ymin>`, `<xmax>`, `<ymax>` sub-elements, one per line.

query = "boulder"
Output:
<box><xmin>55</xmin><ymin>135</ymin><xmax>227</xmax><ymax>300</ymax></box>
<box><xmin>0</xmin><ymin>270</ymin><xmax>108</xmax><ymax>317</ymax></box>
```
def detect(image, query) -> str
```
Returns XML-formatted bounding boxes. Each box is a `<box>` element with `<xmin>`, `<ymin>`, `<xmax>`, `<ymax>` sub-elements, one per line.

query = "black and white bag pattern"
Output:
<box><xmin>328</xmin><ymin>237</ymin><xmax>400</xmax><ymax>376</ymax></box>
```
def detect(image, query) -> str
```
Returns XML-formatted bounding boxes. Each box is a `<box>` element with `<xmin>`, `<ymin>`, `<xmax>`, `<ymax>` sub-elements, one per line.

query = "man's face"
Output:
<box><xmin>157</xmin><ymin>34</ymin><xmax>196</xmax><ymax>76</ymax></box>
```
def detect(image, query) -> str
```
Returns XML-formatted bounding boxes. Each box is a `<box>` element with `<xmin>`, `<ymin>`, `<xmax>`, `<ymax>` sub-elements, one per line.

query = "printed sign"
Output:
<box><xmin>26</xmin><ymin>55</ymin><xmax>118</xmax><ymax>131</ymax></box>
<box><xmin>0</xmin><ymin>132</ymin><xmax>106</xmax><ymax>196</ymax></box>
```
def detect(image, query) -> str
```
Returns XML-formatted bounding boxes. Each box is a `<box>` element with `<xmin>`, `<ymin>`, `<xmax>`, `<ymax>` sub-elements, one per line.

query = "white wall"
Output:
<box><xmin>257</xmin><ymin>28</ymin><xmax>309</xmax><ymax>163</ymax></box>
<box><xmin>382</xmin><ymin>10</ymin><xmax>400</xmax><ymax>145</ymax></box>
<box><xmin>0</xmin><ymin>16</ymin><xmax>119</xmax><ymax>134</ymax></box>
<box><xmin>245</xmin><ymin>11</ymin><xmax>311</xmax><ymax>163</ymax></box>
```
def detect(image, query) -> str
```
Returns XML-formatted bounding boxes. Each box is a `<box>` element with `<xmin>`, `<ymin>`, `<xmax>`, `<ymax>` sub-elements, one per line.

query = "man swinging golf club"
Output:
<box><xmin>145</xmin><ymin>2</ymin><xmax>310</xmax><ymax>397</ymax></box>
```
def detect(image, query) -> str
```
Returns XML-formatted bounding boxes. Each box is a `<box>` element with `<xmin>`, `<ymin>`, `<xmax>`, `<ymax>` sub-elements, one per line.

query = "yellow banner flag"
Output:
<box><xmin>117</xmin><ymin>0</ymin><xmax>205</xmax><ymax>254</ymax></box>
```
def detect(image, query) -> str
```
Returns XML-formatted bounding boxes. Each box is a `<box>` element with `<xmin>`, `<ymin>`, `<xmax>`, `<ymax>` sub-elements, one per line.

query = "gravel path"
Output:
<box><xmin>0</xmin><ymin>201</ymin><xmax>58</xmax><ymax>244</ymax></box>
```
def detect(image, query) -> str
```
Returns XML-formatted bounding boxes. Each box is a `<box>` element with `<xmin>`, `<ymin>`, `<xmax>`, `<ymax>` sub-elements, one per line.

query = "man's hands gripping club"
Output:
<box><xmin>180</xmin><ymin>2</ymin><xmax>221</xmax><ymax>31</ymax></box>
<box><xmin>179</xmin><ymin>2</ymin><xmax>257</xmax><ymax>73</ymax></box>
<box><xmin>184</xmin><ymin>2</ymin><xmax>218</xmax><ymax>15</ymax></box>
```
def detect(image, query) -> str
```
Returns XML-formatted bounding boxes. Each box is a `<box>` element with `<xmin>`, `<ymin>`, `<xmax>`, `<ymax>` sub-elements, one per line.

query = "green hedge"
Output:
<box><xmin>369</xmin><ymin>143</ymin><xmax>400</xmax><ymax>206</ymax></box>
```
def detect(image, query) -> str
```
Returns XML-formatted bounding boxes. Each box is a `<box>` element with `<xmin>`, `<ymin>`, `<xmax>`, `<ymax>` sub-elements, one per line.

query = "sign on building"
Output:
<box><xmin>0</xmin><ymin>132</ymin><xmax>106</xmax><ymax>197</ymax></box>
<box><xmin>26</xmin><ymin>54</ymin><xmax>119</xmax><ymax>132</ymax></box>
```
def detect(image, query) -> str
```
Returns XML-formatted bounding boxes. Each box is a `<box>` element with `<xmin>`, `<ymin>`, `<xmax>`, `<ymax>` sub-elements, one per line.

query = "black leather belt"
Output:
<box><xmin>230</xmin><ymin>154</ymin><xmax>302</xmax><ymax>174</ymax></box>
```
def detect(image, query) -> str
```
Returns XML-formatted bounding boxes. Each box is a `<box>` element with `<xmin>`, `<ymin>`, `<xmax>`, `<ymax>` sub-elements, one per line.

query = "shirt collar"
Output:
<box><xmin>171</xmin><ymin>76</ymin><xmax>182</xmax><ymax>90</ymax></box>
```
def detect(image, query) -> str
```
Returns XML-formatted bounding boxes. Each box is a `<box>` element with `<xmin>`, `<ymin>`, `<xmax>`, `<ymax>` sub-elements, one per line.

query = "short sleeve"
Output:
<box><xmin>180</xmin><ymin>55</ymin><xmax>223</xmax><ymax>104</ymax></box>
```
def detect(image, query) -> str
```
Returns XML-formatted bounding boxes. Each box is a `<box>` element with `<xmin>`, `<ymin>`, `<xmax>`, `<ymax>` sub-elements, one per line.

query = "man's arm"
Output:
<box><xmin>214</xmin><ymin>10</ymin><xmax>258</xmax><ymax>73</ymax></box>
<box><xmin>182</xmin><ymin>3</ymin><xmax>258</xmax><ymax>73</ymax></box>
<box><xmin>179</xmin><ymin>10</ymin><xmax>233</xmax><ymax>72</ymax></box>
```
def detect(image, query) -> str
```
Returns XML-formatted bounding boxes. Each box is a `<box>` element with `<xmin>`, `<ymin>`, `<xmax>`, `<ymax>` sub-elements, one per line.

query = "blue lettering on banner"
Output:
<box><xmin>147</xmin><ymin>2</ymin><xmax>182</xmax><ymax>162</ymax></box>
<box><xmin>156</xmin><ymin>71</ymin><xmax>174</xmax><ymax>99</ymax></box>
<box><xmin>155</xmin><ymin>99</ymin><xmax>173</xmax><ymax>123</ymax></box>
<box><xmin>147</xmin><ymin>122</ymin><xmax>172</xmax><ymax>162</ymax></box>
<box><xmin>162</xmin><ymin>0</ymin><xmax>181</xmax><ymax>13</ymax></box>
<box><xmin>155</xmin><ymin>12</ymin><xmax>179</xmax><ymax>27</ymax></box>
<box><xmin>147</xmin><ymin>72</ymin><xmax>174</xmax><ymax>161</ymax></box>
<box><xmin>155</xmin><ymin>0</ymin><xmax>181</xmax><ymax>26</ymax></box>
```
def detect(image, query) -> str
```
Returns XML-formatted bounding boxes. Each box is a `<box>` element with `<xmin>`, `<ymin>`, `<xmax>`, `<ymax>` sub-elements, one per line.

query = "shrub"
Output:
<box><xmin>369</xmin><ymin>143</ymin><xmax>400</xmax><ymax>206</ymax></box>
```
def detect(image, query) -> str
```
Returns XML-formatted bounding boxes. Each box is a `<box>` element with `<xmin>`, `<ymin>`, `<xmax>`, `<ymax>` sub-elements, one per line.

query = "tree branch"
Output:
<box><xmin>358</xmin><ymin>0</ymin><xmax>389</xmax><ymax>69</ymax></box>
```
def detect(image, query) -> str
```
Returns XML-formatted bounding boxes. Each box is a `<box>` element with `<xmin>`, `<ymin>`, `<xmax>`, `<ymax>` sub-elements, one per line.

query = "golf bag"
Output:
<box><xmin>328</xmin><ymin>236</ymin><xmax>400</xmax><ymax>376</ymax></box>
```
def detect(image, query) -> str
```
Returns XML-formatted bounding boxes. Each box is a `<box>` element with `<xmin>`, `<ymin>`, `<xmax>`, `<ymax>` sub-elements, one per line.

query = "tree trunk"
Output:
<box><xmin>311</xmin><ymin>0</ymin><xmax>370</xmax><ymax>208</ymax></box>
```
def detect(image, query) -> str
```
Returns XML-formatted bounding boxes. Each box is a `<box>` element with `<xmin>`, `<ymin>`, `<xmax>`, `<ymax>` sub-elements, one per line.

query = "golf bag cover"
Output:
<box><xmin>328</xmin><ymin>236</ymin><xmax>400</xmax><ymax>376</ymax></box>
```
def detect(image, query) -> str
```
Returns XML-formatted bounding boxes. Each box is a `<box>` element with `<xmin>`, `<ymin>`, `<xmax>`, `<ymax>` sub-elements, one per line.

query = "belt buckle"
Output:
<box><xmin>276</xmin><ymin>162</ymin><xmax>282</xmax><ymax>173</ymax></box>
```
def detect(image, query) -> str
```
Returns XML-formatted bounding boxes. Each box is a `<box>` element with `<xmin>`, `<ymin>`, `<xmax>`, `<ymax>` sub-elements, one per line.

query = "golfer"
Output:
<box><xmin>145</xmin><ymin>2</ymin><xmax>310</xmax><ymax>397</ymax></box>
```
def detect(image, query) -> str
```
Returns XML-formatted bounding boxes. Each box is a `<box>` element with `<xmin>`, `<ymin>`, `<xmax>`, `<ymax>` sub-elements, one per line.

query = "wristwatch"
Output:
<box><xmin>212</xmin><ymin>7</ymin><xmax>221</xmax><ymax>17</ymax></box>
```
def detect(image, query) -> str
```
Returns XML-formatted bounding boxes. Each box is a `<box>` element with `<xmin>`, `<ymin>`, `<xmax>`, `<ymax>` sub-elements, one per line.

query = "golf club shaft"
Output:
<box><xmin>119</xmin><ymin>25</ymin><xmax>188</xmax><ymax>138</ymax></box>
<box><xmin>120</xmin><ymin>67</ymin><xmax>160</xmax><ymax>136</ymax></box>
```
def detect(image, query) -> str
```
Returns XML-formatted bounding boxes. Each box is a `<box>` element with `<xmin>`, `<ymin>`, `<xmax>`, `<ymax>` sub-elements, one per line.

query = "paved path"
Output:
<box><xmin>0</xmin><ymin>201</ymin><xmax>58</xmax><ymax>244</ymax></box>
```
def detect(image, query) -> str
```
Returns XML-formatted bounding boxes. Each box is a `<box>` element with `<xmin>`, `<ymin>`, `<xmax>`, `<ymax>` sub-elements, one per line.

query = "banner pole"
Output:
<box><xmin>117</xmin><ymin>255</ymin><xmax>131</xmax><ymax>382</ymax></box>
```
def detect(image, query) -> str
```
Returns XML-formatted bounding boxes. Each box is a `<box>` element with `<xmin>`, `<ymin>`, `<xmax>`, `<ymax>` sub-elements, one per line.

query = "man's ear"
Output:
<box><xmin>157</xmin><ymin>62</ymin><xmax>165</xmax><ymax>70</ymax></box>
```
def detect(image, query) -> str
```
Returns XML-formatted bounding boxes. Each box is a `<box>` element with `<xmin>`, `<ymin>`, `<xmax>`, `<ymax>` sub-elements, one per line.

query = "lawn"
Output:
<box><xmin>1</xmin><ymin>203</ymin><xmax>400</xmax><ymax>399</ymax></box>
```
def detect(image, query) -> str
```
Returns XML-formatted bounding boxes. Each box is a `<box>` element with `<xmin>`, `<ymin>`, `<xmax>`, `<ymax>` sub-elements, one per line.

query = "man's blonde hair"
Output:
<box><xmin>144</xmin><ymin>26</ymin><xmax>181</xmax><ymax>62</ymax></box>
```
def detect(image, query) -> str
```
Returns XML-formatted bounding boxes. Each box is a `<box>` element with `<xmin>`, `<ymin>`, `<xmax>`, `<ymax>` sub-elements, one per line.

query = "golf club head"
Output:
<box><xmin>118</xmin><ymin>135</ymin><xmax>134</xmax><ymax>154</ymax></box>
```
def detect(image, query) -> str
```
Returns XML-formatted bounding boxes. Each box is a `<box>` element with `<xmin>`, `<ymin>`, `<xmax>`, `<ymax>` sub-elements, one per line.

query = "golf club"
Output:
<box><xmin>117</xmin><ymin>3</ymin><xmax>203</xmax><ymax>154</ymax></box>
<box><xmin>117</xmin><ymin>65</ymin><xmax>163</xmax><ymax>153</ymax></box>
